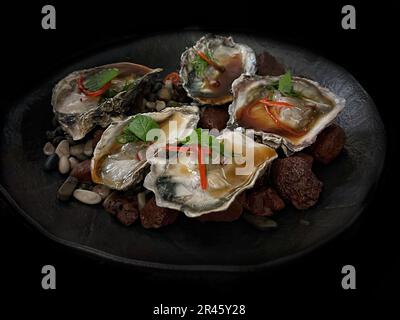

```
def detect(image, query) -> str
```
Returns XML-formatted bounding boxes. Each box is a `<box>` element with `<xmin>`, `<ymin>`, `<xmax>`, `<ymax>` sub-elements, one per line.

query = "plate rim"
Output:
<box><xmin>0</xmin><ymin>32</ymin><xmax>387</xmax><ymax>271</ymax></box>
<box><xmin>0</xmin><ymin>183</ymin><xmax>372</xmax><ymax>272</ymax></box>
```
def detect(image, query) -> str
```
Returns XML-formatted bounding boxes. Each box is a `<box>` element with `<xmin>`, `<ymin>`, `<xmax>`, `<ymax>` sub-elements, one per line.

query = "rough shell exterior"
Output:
<box><xmin>52</xmin><ymin>62</ymin><xmax>162</xmax><ymax>140</ymax></box>
<box><xmin>179</xmin><ymin>34</ymin><xmax>257</xmax><ymax>105</ymax></box>
<box><xmin>143</xmin><ymin>130</ymin><xmax>277</xmax><ymax>218</ymax></box>
<box><xmin>227</xmin><ymin>74</ymin><xmax>346</xmax><ymax>154</ymax></box>
<box><xmin>91</xmin><ymin>106</ymin><xmax>200</xmax><ymax>190</ymax></box>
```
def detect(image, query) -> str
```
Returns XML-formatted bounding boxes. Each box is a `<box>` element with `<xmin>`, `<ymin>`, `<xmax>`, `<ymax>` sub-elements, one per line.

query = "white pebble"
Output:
<box><xmin>70</xmin><ymin>144</ymin><xmax>84</xmax><ymax>157</ymax></box>
<box><xmin>155</xmin><ymin>100</ymin><xmax>166</xmax><ymax>111</ymax></box>
<box><xmin>92</xmin><ymin>185</ymin><xmax>111</xmax><ymax>200</ymax></box>
<box><xmin>55</xmin><ymin>140</ymin><xmax>70</xmax><ymax>157</ymax></box>
<box><xmin>43</xmin><ymin>142</ymin><xmax>55</xmax><ymax>155</ymax></box>
<box><xmin>145</xmin><ymin>101</ymin><xmax>156</xmax><ymax>109</ymax></box>
<box><xmin>73</xmin><ymin>189</ymin><xmax>102</xmax><ymax>205</ymax></box>
<box><xmin>83</xmin><ymin>140</ymin><xmax>93</xmax><ymax>157</ymax></box>
<box><xmin>58</xmin><ymin>155</ymin><xmax>70</xmax><ymax>174</ymax></box>
<box><xmin>157</xmin><ymin>87</ymin><xmax>171</xmax><ymax>100</ymax></box>
<box><xmin>68</xmin><ymin>156</ymin><xmax>79</xmax><ymax>169</ymax></box>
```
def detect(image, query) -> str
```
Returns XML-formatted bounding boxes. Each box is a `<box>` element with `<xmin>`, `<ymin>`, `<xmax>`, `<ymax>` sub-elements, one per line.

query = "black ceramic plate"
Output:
<box><xmin>0</xmin><ymin>31</ymin><xmax>385</xmax><ymax>271</ymax></box>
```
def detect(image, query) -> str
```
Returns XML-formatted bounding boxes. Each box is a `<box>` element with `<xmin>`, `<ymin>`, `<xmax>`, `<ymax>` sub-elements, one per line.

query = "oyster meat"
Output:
<box><xmin>180</xmin><ymin>35</ymin><xmax>256</xmax><ymax>105</ymax></box>
<box><xmin>143</xmin><ymin>130</ymin><xmax>277</xmax><ymax>217</ymax></box>
<box><xmin>91</xmin><ymin>106</ymin><xmax>199</xmax><ymax>190</ymax></box>
<box><xmin>228</xmin><ymin>74</ymin><xmax>345</xmax><ymax>153</ymax></box>
<box><xmin>52</xmin><ymin>62</ymin><xmax>162</xmax><ymax>140</ymax></box>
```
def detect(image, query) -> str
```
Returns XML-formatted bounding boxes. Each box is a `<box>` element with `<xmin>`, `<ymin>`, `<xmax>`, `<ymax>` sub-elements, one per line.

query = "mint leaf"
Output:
<box><xmin>84</xmin><ymin>68</ymin><xmax>119</xmax><ymax>92</ymax></box>
<box><xmin>182</xmin><ymin>129</ymin><xmax>224</xmax><ymax>156</ymax></box>
<box><xmin>128</xmin><ymin>115</ymin><xmax>160</xmax><ymax>142</ymax></box>
<box><xmin>278</xmin><ymin>71</ymin><xmax>293</xmax><ymax>94</ymax></box>
<box><xmin>266</xmin><ymin>71</ymin><xmax>302</xmax><ymax>98</ymax></box>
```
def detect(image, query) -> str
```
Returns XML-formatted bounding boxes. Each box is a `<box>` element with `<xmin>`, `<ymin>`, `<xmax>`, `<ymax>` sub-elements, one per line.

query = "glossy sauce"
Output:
<box><xmin>236</xmin><ymin>100</ymin><xmax>318</xmax><ymax>141</ymax></box>
<box><xmin>92</xmin><ymin>113</ymin><xmax>186</xmax><ymax>185</ymax></box>
<box><xmin>206</xmin><ymin>146</ymin><xmax>276</xmax><ymax>198</ymax></box>
<box><xmin>203</xmin><ymin>53</ymin><xmax>243</xmax><ymax>99</ymax></box>
<box><xmin>164</xmin><ymin>144</ymin><xmax>276</xmax><ymax>199</ymax></box>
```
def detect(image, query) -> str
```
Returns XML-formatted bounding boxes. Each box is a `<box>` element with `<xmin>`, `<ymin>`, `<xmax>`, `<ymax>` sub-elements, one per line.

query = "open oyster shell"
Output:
<box><xmin>143</xmin><ymin>130</ymin><xmax>277</xmax><ymax>217</ymax></box>
<box><xmin>227</xmin><ymin>74</ymin><xmax>345</xmax><ymax>154</ymax></box>
<box><xmin>179</xmin><ymin>35</ymin><xmax>256</xmax><ymax>105</ymax></box>
<box><xmin>91</xmin><ymin>106</ymin><xmax>199</xmax><ymax>190</ymax></box>
<box><xmin>52</xmin><ymin>62</ymin><xmax>162</xmax><ymax>140</ymax></box>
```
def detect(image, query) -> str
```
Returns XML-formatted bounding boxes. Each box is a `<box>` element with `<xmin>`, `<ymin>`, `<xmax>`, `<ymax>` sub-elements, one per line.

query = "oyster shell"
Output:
<box><xmin>91</xmin><ymin>106</ymin><xmax>199</xmax><ymax>190</ymax></box>
<box><xmin>228</xmin><ymin>74</ymin><xmax>345</xmax><ymax>154</ymax></box>
<box><xmin>52</xmin><ymin>62</ymin><xmax>162</xmax><ymax>140</ymax></box>
<box><xmin>179</xmin><ymin>35</ymin><xmax>256</xmax><ymax>105</ymax></box>
<box><xmin>143</xmin><ymin>130</ymin><xmax>277</xmax><ymax>217</ymax></box>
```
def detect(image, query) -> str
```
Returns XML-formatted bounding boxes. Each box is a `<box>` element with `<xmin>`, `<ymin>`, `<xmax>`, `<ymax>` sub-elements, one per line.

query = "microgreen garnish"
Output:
<box><xmin>181</xmin><ymin>129</ymin><xmax>222</xmax><ymax>155</ymax></box>
<box><xmin>266</xmin><ymin>71</ymin><xmax>302</xmax><ymax>98</ymax></box>
<box><xmin>192</xmin><ymin>50</ymin><xmax>213</xmax><ymax>77</ymax></box>
<box><xmin>116</xmin><ymin>115</ymin><xmax>160</xmax><ymax>144</ymax></box>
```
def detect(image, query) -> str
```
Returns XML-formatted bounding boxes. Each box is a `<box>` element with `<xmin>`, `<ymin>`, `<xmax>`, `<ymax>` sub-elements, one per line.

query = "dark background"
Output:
<box><xmin>1</xmin><ymin>0</ymin><xmax>398</xmax><ymax>308</ymax></box>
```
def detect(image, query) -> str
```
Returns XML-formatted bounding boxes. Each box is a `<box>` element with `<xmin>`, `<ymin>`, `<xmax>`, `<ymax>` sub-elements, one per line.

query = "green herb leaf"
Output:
<box><xmin>83</xmin><ymin>68</ymin><xmax>119</xmax><ymax>92</ymax></box>
<box><xmin>192</xmin><ymin>50</ymin><xmax>213</xmax><ymax>77</ymax></box>
<box><xmin>266</xmin><ymin>71</ymin><xmax>302</xmax><ymax>98</ymax></box>
<box><xmin>278</xmin><ymin>71</ymin><xmax>293</xmax><ymax>94</ymax></box>
<box><xmin>182</xmin><ymin>128</ymin><xmax>225</xmax><ymax>156</ymax></box>
<box><xmin>128</xmin><ymin>115</ymin><xmax>160</xmax><ymax>142</ymax></box>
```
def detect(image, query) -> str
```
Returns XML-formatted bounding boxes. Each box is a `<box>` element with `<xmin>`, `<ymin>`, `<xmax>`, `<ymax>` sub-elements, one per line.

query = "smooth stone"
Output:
<box><xmin>83</xmin><ymin>140</ymin><xmax>93</xmax><ymax>157</ymax></box>
<box><xmin>68</xmin><ymin>157</ymin><xmax>79</xmax><ymax>169</ymax></box>
<box><xmin>243</xmin><ymin>213</ymin><xmax>278</xmax><ymax>231</ymax></box>
<box><xmin>70</xmin><ymin>144</ymin><xmax>84</xmax><ymax>157</ymax></box>
<box><xmin>73</xmin><ymin>189</ymin><xmax>102</xmax><ymax>205</ymax></box>
<box><xmin>155</xmin><ymin>100</ymin><xmax>166</xmax><ymax>111</ymax></box>
<box><xmin>44</xmin><ymin>153</ymin><xmax>59</xmax><ymax>171</ymax></box>
<box><xmin>58</xmin><ymin>155</ymin><xmax>70</xmax><ymax>174</ymax></box>
<box><xmin>157</xmin><ymin>87</ymin><xmax>171</xmax><ymax>101</ymax></box>
<box><xmin>145</xmin><ymin>101</ymin><xmax>156</xmax><ymax>109</ymax></box>
<box><xmin>57</xmin><ymin>176</ymin><xmax>78</xmax><ymax>201</ymax></box>
<box><xmin>92</xmin><ymin>185</ymin><xmax>111</xmax><ymax>200</ymax></box>
<box><xmin>43</xmin><ymin>142</ymin><xmax>55</xmax><ymax>156</ymax></box>
<box><xmin>55</xmin><ymin>139</ymin><xmax>70</xmax><ymax>157</ymax></box>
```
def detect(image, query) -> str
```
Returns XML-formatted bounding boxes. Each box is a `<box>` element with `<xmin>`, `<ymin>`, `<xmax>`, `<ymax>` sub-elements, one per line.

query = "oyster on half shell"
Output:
<box><xmin>91</xmin><ymin>106</ymin><xmax>199</xmax><ymax>190</ymax></box>
<box><xmin>227</xmin><ymin>74</ymin><xmax>345</xmax><ymax>154</ymax></box>
<box><xmin>52</xmin><ymin>62</ymin><xmax>162</xmax><ymax>140</ymax></box>
<box><xmin>143</xmin><ymin>130</ymin><xmax>277</xmax><ymax>217</ymax></box>
<box><xmin>179</xmin><ymin>35</ymin><xmax>256</xmax><ymax>105</ymax></box>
